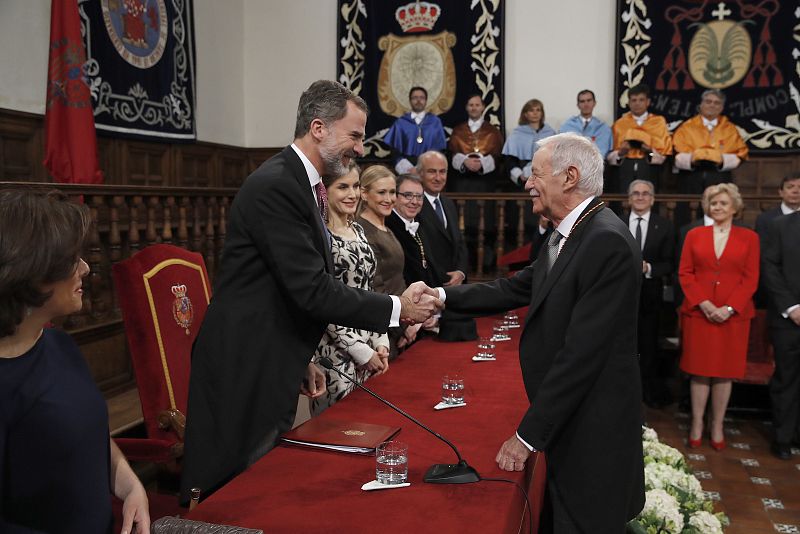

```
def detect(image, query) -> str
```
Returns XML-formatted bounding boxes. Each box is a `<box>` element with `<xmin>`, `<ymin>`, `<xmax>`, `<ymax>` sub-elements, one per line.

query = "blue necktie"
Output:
<box><xmin>433</xmin><ymin>197</ymin><xmax>446</xmax><ymax>227</ymax></box>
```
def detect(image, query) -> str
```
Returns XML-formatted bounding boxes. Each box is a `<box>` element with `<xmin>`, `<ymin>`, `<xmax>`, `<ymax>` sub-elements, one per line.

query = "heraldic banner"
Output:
<box><xmin>614</xmin><ymin>0</ymin><xmax>800</xmax><ymax>154</ymax></box>
<box><xmin>337</xmin><ymin>0</ymin><xmax>504</xmax><ymax>158</ymax></box>
<box><xmin>79</xmin><ymin>0</ymin><xmax>197</xmax><ymax>140</ymax></box>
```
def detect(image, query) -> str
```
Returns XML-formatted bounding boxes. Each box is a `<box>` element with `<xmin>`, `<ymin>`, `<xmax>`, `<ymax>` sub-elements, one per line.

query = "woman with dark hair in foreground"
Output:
<box><xmin>0</xmin><ymin>190</ymin><xmax>150</xmax><ymax>533</ymax></box>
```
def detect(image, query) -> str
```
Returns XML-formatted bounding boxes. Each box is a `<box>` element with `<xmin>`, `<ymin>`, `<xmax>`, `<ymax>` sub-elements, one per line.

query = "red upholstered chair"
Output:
<box><xmin>112</xmin><ymin>244</ymin><xmax>212</xmax><ymax>466</ymax></box>
<box><xmin>497</xmin><ymin>243</ymin><xmax>532</xmax><ymax>276</ymax></box>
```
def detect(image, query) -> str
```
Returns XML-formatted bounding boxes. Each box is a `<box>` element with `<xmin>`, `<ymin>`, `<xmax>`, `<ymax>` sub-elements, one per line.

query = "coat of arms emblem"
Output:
<box><xmin>171</xmin><ymin>284</ymin><xmax>193</xmax><ymax>335</ymax></box>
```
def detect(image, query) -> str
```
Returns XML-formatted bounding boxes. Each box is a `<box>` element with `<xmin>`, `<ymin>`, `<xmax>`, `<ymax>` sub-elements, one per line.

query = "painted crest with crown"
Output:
<box><xmin>171</xmin><ymin>284</ymin><xmax>193</xmax><ymax>335</ymax></box>
<box><xmin>395</xmin><ymin>1</ymin><xmax>441</xmax><ymax>33</ymax></box>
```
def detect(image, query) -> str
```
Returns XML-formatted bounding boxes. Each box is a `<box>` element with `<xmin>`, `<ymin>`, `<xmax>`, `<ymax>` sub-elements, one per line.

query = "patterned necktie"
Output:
<box><xmin>635</xmin><ymin>217</ymin><xmax>644</xmax><ymax>250</ymax></box>
<box><xmin>547</xmin><ymin>230</ymin><xmax>563</xmax><ymax>273</ymax></box>
<box><xmin>433</xmin><ymin>197</ymin><xmax>446</xmax><ymax>226</ymax></box>
<box><xmin>314</xmin><ymin>181</ymin><xmax>328</xmax><ymax>222</ymax></box>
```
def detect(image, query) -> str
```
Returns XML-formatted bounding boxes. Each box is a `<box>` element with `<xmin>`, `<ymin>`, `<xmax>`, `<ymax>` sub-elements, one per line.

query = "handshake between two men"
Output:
<box><xmin>399</xmin><ymin>280</ymin><xmax>445</xmax><ymax>325</ymax></box>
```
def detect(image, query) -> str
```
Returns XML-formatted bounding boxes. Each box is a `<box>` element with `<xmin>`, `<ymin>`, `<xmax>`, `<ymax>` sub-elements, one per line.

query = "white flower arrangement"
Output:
<box><xmin>628</xmin><ymin>427</ymin><xmax>728</xmax><ymax>534</ymax></box>
<box><xmin>687</xmin><ymin>511</ymin><xmax>723</xmax><ymax>534</ymax></box>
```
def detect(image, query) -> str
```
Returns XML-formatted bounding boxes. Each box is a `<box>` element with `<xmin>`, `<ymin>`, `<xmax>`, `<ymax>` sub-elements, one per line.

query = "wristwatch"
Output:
<box><xmin>726</xmin><ymin>305</ymin><xmax>735</xmax><ymax>315</ymax></box>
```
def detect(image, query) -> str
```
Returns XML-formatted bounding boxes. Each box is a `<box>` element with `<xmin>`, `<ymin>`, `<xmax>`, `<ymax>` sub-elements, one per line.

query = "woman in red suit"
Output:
<box><xmin>679</xmin><ymin>183</ymin><xmax>759</xmax><ymax>451</ymax></box>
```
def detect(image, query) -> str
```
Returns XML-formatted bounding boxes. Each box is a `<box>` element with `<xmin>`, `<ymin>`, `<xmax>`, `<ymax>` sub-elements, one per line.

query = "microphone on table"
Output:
<box><xmin>318</xmin><ymin>356</ymin><xmax>480</xmax><ymax>484</ymax></box>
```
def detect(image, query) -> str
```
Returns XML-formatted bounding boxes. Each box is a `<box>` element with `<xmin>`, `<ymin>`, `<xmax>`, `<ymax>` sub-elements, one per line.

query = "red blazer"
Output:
<box><xmin>679</xmin><ymin>225</ymin><xmax>759</xmax><ymax>319</ymax></box>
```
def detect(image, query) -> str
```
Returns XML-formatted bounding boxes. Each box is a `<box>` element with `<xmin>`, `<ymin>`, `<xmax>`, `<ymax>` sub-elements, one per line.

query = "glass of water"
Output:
<box><xmin>376</xmin><ymin>441</ymin><xmax>408</xmax><ymax>485</ymax></box>
<box><xmin>441</xmin><ymin>374</ymin><xmax>465</xmax><ymax>404</ymax></box>
<box><xmin>477</xmin><ymin>337</ymin><xmax>495</xmax><ymax>358</ymax></box>
<box><xmin>492</xmin><ymin>320</ymin><xmax>511</xmax><ymax>341</ymax></box>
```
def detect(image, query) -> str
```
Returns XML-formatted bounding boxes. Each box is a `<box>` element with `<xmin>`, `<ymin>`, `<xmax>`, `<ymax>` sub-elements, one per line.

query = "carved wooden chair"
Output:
<box><xmin>112</xmin><ymin>244</ymin><xmax>212</xmax><ymax>467</ymax></box>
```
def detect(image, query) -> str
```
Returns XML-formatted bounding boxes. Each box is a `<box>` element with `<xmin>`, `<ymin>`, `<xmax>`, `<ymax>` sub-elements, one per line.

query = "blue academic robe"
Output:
<box><xmin>502</xmin><ymin>123</ymin><xmax>556</xmax><ymax>176</ymax></box>
<box><xmin>560</xmin><ymin>115</ymin><xmax>613</xmax><ymax>156</ymax></box>
<box><xmin>383</xmin><ymin>113</ymin><xmax>447</xmax><ymax>161</ymax></box>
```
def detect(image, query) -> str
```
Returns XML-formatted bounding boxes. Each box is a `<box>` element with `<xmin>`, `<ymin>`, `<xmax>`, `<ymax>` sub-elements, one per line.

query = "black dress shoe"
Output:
<box><xmin>771</xmin><ymin>442</ymin><xmax>792</xmax><ymax>460</ymax></box>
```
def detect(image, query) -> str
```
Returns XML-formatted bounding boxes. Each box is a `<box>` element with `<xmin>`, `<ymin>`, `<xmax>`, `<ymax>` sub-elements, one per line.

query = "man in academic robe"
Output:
<box><xmin>673</xmin><ymin>89</ymin><xmax>748</xmax><ymax>194</ymax></box>
<box><xmin>608</xmin><ymin>84</ymin><xmax>672</xmax><ymax>193</ymax></box>
<box><xmin>383</xmin><ymin>86</ymin><xmax>447</xmax><ymax>175</ymax></box>
<box><xmin>559</xmin><ymin>89</ymin><xmax>612</xmax><ymax>157</ymax></box>
<box><xmin>180</xmin><ymin>80</ymin><xmax>442</xmax><ymax>501</ymax></box>
<box><xmin>623</xmin><ymin>179</ymin><xmax>675</xmax><ymax>408</ymax></box>
<box><xmin>441</xmin><ymin>133</ymin><xmax>645</xmax><ymax>532</ymax></box>
<box><xmin>447</xmin><ymin>94</ymin><xmax>505</xmax><ymax>269</ymax></box>
<box><xmin>416</xmin><ymin>150</ymin><xmax>478</xmax><ymax>342</ymax></box>
<box><xmin>762</xmin><ymin>211</ymin><xmax>800</xmax><ymax>460</ymax></box>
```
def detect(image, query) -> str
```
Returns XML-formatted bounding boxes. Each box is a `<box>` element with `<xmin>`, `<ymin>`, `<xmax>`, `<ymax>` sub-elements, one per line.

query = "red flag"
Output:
<box><xmin>43</xmin><ymin>0</ymin><xmax>103</xmax><ymax>184</ymax></box>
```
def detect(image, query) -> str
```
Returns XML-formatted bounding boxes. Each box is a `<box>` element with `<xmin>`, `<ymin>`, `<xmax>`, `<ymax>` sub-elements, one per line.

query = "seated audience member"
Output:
<box><xmin>761</xmin><ymin>208</ymin><xmax>800</xmax><ymax>460</ymax></box>
<box><xmin>0</xmin><ymin>190</ymin><xmax>149</xmax><ymax>533</ymax></box>
<box><xmin>755</xmin><ymin>173</ymin><xmax>800</xmax><ymax>240</ymax></box>
<box><xmin>673</xmin><ymin>90</ymin><xmax>748</xmax><ymax>194</ymax></box>
<box><xmin>679</xmin><ymin>183</ymin><xmax>759</xmax><ymax>451</ymax></box>
<box><xmin>608</xmin><ymin>84</ymin><xmax>672</xmax><ymax>192</ymax></box>
<box><xmin>447</xmin><ymin>94</ymin><xmax>505</xmax><ymax>269</ymax></box>
<box><xmin>416</xmin><ymin>151</ymin><xmax>477</xmax><ymax>341</ymax></box>
<box><xmin>312</xmin><ymin>165</ymin><xmax>391</xmax><ymax>415</ymax></box>
<box><xmin>448</xmin><ymin>94</ymin><xmax>504</xmax><ymax>192</ymax></box>
<box><xmin>383</xmin><ymin>86</ymin><xmax>446</xmax><ymax>175</ymax></box>
<box><xmin>559</xmin><ymin>89</ymin><xmax>613</xmax><ymax>157</ymax></box>
<box><xmin>622</xmin><ymin>180</ymin><xmax>675</xmax><ymax>407</ymax></box>
<box><xmin>357</xmin><ymin>165</ymin><xmax>421</xmax><ymax>358</ymax></box>
<box><xmin>502</xmin><ymin>99</ymin><xmax>556</xmax><ymax>189</ymax></box>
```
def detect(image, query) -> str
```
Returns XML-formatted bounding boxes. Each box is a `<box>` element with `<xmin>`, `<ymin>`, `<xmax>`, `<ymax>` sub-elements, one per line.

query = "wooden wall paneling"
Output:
<box><xmin>0</xmin><ymin>110</ymin><xmax>45</xmax><ymax>182</ymax></box>
<box><xmin>176</xmin><ymin>143</ymin><xmax>215</xmax><ymax>188</ymax></box>
<box><xmin>123</xmin><ymin>140</ymin><xmax>171</xmax><ymax>186</ymax></box>
<box><xmin>219</xmin><ymin>148</ymin><xmax>248</xmax><ymax>188</ymax></box>
<box><xmin>733</xmin><ymin>157</ymin><xmax>797</xmax><ymax>195</ymax></box>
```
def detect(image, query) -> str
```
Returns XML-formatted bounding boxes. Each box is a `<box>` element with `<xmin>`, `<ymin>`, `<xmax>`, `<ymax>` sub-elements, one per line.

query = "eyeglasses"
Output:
<box><xmin>397</xmin><ymin>192</ymin><xmax>424</xmax><ymax>201</ymax></box>
<box><xmin>629</xmin><ymin>191</ymin><xmax>653</xmax><ymax>198</ymax></box>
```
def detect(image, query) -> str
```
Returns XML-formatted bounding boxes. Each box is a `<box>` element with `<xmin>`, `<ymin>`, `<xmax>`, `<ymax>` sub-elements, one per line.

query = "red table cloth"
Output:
<box><xmin>188</xmin><ymin>314</ymin><xmax>545</xmax><ymax>533</ymax></box>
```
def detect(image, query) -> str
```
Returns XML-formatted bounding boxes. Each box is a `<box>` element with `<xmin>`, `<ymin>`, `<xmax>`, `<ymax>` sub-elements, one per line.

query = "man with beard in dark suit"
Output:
<box><xmin>623</xmin><ymin>179</ymin><xmax>675</xmax><ymax>408</ymax></box>
<box><xmin>762</xmin><ymin>211</ymin><xmax>800</xmax><ymax>460</ymax></box>
<box><xmin>439</xmin><ymin>133</ymin><xmax>645</xmax><ymax>532</ymax></box>
<box><xmin>181</xmin><ymin>80</ymin><xmax>442</xmax><ymax>501</ymax></box>
<box><xmin>416</xmin><ymin>150</ymin><xmax>477</xmax><ymax>341</ymax></box>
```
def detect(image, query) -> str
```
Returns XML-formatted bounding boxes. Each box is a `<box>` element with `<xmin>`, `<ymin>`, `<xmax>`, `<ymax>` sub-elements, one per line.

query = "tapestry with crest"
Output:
<box><xmin>79</xmin><ymin>0</ymin><xmax>197</xmax><ymax>140</ymax></box>
<box><xmin>337</xmin><ymin>0</ymin><xmax>504</xmax><ymax>159</ymax></box>
<box><xmin>614</xmin><ymin>0</ymin><xmax>799</xmax><ymax>153</ymax></box>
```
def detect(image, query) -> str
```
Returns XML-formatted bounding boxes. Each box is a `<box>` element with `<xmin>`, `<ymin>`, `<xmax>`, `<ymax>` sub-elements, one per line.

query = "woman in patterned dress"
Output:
<box><xmin>311</xmin><ymin>164</ymin><xmax>391</xmax><ymax>415</ymax></box>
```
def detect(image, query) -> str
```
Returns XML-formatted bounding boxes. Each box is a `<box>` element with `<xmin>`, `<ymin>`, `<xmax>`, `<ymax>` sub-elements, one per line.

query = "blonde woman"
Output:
<box><xmin>357</xmin><ymin>165</ymin><xmax>421</xmax><ymax>357</ymax></box>
<box><xmin>679</xmin><ymin>183</ymin><xmax>759</xmax><ymax>450</ymax></box>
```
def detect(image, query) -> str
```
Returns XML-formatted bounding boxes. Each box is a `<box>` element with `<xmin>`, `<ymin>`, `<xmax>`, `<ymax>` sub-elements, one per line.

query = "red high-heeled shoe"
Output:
<box><xmin>687</xmin><ymin>436</ymin><xmax>702</xmax><ymax>448</ymax></box>
<box><xmin>710</xmin><ymin>438</ymin><xmax>726</xmax><ymax>451</ymax></box>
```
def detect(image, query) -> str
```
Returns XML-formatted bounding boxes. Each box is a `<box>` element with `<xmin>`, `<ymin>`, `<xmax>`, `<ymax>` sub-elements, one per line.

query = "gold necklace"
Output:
<box><xmin>561</xmin><ymin>201</ymin><xmax>605</xmax><ymax>245</ymax></box>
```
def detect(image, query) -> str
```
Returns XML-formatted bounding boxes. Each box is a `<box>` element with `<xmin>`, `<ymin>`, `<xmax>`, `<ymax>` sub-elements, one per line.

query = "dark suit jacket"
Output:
<box><xmin>445</xmin><ymin>199</ymin><xmax>645</xmax><ymax>531</ymax></box>
<box><xmin>181</xmin><ymin>147</ymin><xmax>393</xmax><ymax>499</ymax></box>
<box><xmin>417</xmin><ymin>194</ymin><xmax>469</xmax><ymax>283</ymax></box>
<box><xmin>762</xmin><ymin>212</ymin><xmax>800</xmax><ymax>329</ymax></box>
<box><xmin>623</xmin><ymin>212</ymin><xmax>674</xmax><ymax>308</ymax></box>
<box><xmin>755</xmin><ymin>206</ymin><xmax>783</xmax><ymax>241</ymax></box>
<box><xmin>386</xmin><ymin>211</ymin><xmax>436</xmax><ymax>287</ymax></box>
<box><xmin>418</xmin><ymin>194</ymin><xmax>476</xmax><ymax>340</ymax></box>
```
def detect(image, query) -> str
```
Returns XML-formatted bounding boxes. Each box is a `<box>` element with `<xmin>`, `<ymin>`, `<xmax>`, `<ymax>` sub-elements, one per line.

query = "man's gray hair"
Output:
<box><xmin>701</xmin><ymin>89</ymin><xmax>725</xmax><ymax>104</ymax></box>
<box><xmin>627</xmin><ymin>179</ymin><xmax>655</xmax><ymax>196</ymax></box>
<box><xmin>294</xmin><ymin>80</ymin><xmax>369</xmax><ymax>139</ymax></box>
<box><xmin>415</xmin><ymin>150</ymin><xmax>448</xmax><ymax>174</ymax></box>
<box><xmin>536</xmin><ymin>133</ymin><xmax>604</xmax><ymax>197</ymax></box>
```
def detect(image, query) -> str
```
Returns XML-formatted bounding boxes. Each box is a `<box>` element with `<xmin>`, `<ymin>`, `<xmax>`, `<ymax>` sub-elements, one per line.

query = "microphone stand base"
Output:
<box><xmin>423</xmin><ymin>461</ymin><xmax>480</xmax><ymax>484</ymax></box>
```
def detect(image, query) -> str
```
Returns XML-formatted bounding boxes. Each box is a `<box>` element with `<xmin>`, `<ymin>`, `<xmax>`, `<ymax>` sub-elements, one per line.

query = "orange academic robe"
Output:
<box><xmin>447</xmin><ymin>121</ymin><xmax>503</xmax><ymax>158</ymax></box>
<box><xmin>612</xmin><ymin>112</ymin><xmax>673</xmax><ymax>159</ymax></box>
<box><xmin>678</xmin><ymin>225</ymin><xmax>759</xmax><ymax>378</ymax></box>
<box><xmin>673</xmin><ymin>114</ymin><xmax>749</xmax><ymax>159</ymax></box>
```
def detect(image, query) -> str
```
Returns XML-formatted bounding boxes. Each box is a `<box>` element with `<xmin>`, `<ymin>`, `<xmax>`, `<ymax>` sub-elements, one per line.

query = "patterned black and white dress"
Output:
<box><xmin>311</xmin><ymin>222</ymin><xmax>390</xmax><ymax>415</ymax></box>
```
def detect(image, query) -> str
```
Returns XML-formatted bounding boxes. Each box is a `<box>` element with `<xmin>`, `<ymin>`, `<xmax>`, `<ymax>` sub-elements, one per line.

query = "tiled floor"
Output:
<box><xmin>645</xmin><ymin>406</ymin><xmax>800</xmax><ymax>533</ymax></box>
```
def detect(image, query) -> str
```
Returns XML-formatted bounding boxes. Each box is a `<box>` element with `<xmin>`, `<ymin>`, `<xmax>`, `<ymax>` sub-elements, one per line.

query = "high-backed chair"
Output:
<box><xmin>112</xmin><ymin>244</ymin><xmax>212</xmax><ymax>465</ymax></box>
